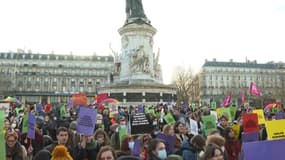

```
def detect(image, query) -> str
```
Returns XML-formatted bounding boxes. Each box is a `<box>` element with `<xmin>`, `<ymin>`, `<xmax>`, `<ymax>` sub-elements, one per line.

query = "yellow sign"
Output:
<box><xmin>252</xmin><ymin>109</ymin><xmax>266</xmax><ymax>124</ymax></box>
<box><xmin>265</xmin><ymin>119</ymin><xmax>285</xmax><ymax>140</ymax></box>
<box><xmin>231</xmin><ymin>124</ymin><xmax>240</xmax><ymax>139</ymax></box>
<box><xmin>216</xmin><ymin>107</ymin><xmax>222</xmax><ymax>118</ymax></box>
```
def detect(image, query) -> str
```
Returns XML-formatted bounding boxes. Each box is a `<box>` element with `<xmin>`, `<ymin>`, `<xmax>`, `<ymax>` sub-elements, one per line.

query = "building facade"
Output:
<box><xmin>0</xmin><ymin>52</ymin><xmax>114</xmax><ymax>104</ymax></box>
<box><xmin>199</xmin><ymin>59</ymin><xmax>285</xmax><ymax>106</ymax></box>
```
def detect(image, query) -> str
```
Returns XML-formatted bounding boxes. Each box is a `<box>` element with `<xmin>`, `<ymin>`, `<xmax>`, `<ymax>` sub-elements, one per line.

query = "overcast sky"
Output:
<box><xmin>1</xmin><ymin>0</ymin><xmax>285</xmax><ymax>84</ymax></box>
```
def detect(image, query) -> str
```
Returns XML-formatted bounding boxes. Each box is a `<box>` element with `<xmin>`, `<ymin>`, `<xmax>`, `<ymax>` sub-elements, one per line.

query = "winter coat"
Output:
<box><xmin>6</xmin><ymin>141</ymin><xmax>28</xmax><ymax>160</ymax></box>
<box><xmin>181</xmin><ymin>140</ymin><xmax>200</xmax><ymax>160</ymax></box>
<box><xmin>225</xmin><ymin>139</ymin><xmax>241</xmax><ymax>160</ymax></box>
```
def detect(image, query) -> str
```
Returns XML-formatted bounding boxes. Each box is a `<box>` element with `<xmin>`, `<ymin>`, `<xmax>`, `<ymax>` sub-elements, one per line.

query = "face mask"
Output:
<box><xmin>128</xmin><ymin>141</ymin><xmax>134</xmax><ymax>150</ymax></box>
<box><xmin>154</xmin><ymin>131</ymin><xmax>159</xmax><ymax>135</ymax></box>
<box><xmin>158</xmin><ymin>149</ymin><xmax>167</xmax><ymax>160</ymax></box>
<box><xmin>11</xmin><ymin>123</ymin><xmax>17</xmax><ymax>129</ymax></box>
<box><xmin>153</xmin><ymin>121</ymin><xmax>158</xmax><ymax>126</ymax></box>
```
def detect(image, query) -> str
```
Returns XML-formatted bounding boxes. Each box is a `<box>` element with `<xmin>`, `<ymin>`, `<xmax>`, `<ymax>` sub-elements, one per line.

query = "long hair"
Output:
<box><xmin>51</xmin><ymin>145</ymin><xmax>73</xmax><ymax>160</ymax></box>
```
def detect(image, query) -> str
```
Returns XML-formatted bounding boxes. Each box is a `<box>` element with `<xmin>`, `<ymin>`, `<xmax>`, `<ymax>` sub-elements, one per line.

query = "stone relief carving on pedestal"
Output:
<box><xmin>130</xmin><ymin>45</ymin><xmax>150</xmax><ymax>73</ymax></box>
<box><xmin>122</xmin><ymin>36</ymin><xmax>129</xmax><ymax>49</ymax></box>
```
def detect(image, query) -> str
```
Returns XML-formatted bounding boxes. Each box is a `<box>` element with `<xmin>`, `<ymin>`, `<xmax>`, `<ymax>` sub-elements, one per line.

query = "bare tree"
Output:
<box><xmin>171</xmin><ymin>65</ymin><xmax>194</xmax><ymax>104</ymax></box>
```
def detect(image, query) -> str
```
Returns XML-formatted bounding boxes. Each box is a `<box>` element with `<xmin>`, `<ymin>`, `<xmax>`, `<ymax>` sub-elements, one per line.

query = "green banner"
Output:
<box><xmin>0</xmin><ymin>110</ymin><xmax>6</xmax><ymax>160</ymax></box>
<box><xmin>148</xmin><ymin>109</ymin><xmax>156</xmax><ymax>116</ymax></box>
<box><xmin>202</xmin><ymin>115</ymin><xmax>217</xmax><ymax>136</ymax></box>
<box><xmin>22</xmin><ymin>114</ymin><xmax>29</xmax><ymax>133</ymax></box>
<box><xmin>164</xmin><ymin>113</ymin><xmax>176</xmax><ymax>125</ymax></box>
<box><xmin>272</xmin><ymin>107</ymin><xmax>278</xmax><ymax>114</ymax></box>
<box><xmin>60</xmin><ymin>105</ymin><xmax>66</xmax><ymax>118</ymax></box>
<box><xmin>211</xmin><ymin>102</ymin><xmax>217</xmax><ymax>110</ymax></box>
<box><xmin>220</xmin><ymin>107</ymin><xmax>232</xmax><ymax>122</ymax></box>
<box><xmin>119</xmin><ymin>127</ymin><xmax>127</xmax><ymax>146</ymax></box>
<box><xmin>229</xmin><ymin>106</ymin><xmax>237</xmax><ymax>121</ymax></box>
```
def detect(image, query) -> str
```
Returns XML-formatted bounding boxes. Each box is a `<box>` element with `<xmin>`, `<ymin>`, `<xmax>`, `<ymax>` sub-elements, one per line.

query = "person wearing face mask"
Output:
<box><xmin>148</xmin><ymin>138</ymin><xmax>167</xmax><ymax>160</ymax></box>
<box><xmin>75</xmin><ymin>135</ymin><xmax>99</xmax><ymax>160</ymax></box>
<box><xmin>94</xmin><ymin>129</ymin><xmax>111</xmax><ymax>150</ymax></box>
<box><xmin>206</xmin><ymin>135</ymin><xmax>228</xmax><ymax>160</ymax></box>
<box><xmin>117</xmin><ymin>135</ymin><xmax>135</xmax><ymax>157</ymax></box>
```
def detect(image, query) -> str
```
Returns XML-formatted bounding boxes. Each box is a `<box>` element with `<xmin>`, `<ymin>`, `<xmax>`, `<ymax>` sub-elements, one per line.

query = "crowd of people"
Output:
<box><xmin>1</xmin><ymin>102</ymin><xmax>281</xmax><ymax>160</ymax></box>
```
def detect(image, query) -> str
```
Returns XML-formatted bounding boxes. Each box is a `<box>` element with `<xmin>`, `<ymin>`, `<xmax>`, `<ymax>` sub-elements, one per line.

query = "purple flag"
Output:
<box><xmin>137</xmin><ymin>104</ymin><xmax>144</xmax><ymax>113</ymax></box>
<box><xmin>77</xmin><ymin>106</ymin><xmax>97</xmax><ymax>135</ymax></box>
<box><xmin>132</xmin><ymin>139</ymin><xmax>141</xmax><ymax>157</ymax></box>
<box><xmin>36</xmin><ymin>103</ymin><xmax>42</xmax><ymax>112</ymax></box>
<box><xmin>275</xmin><ymin>113</ymin><xmax>285</xmax><ymax>120</ymax></box>
<box><xmin>243</xmin><ymin>139</ymin><xmax>285</xmax><ymax>160</ymax></box>
<box><xmin>249</xmin><ymin>82</ymin><xmax>263</xmax><ymax>97</ymax></box>
<box><xmin>156</xmin><ymin>133</ymin><xmax>175</xmax><ymax>154</ymax></box>
<box><xmin>242</xmin><ymin>131</ymin><xmax>259</xmax><ymax>142</ymax></box>
<box><xmin>27</xmin><ymin>113</ymin><xmax>36</xmax><ymax>139</ymax></box>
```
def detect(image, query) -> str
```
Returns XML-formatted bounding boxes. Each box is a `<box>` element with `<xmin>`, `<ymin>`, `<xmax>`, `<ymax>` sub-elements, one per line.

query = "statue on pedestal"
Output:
<box><xmin>130</xmin><ymin>45</ymin><xmax>149</xmax><ymax>73</ymax></box>
<box><xmin>125</xmin><ymin>0</ymin><xmax>146</xmax><ymax>19</ymax></box>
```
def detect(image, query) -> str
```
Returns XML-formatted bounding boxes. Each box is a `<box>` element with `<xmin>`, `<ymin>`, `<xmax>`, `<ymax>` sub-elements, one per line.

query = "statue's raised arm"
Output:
<box><xmin>125</xmin><ymin>0</ymin><xmax>147</xmax><ymax>19</ymax></box>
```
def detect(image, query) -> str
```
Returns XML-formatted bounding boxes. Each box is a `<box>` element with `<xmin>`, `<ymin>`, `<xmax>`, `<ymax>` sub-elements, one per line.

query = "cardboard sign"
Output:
<box><xmin>265</xmin><ymin>119</ymin><xmax>285</xmax><ymax>140</ymax></box>
<box><xmin>229</xmin><ymin>106</ymin><xmax>237</xmax><ymax>121</ymax></box>
<box><xmin>210</xmin><ymin>102</ymin><xmax>217</xmax><ymax>110</ymax></box>
<box><xmin>202</xmin><ymin>115</ymin><xmax>217</xmax><ymax>136</ymax></box>
<box><xmin>0</xmin><ymin>103</ymin><xmax>10</xmax><ymax>117</ymax></box>
<box><xmin>189</xmin><ymin>119</ymin><xmax>199</xmax><ymax>135</ymax></box>
<box><xmin>164</xmin><ymin>113</ymin><xmax>175</xmax><ymax>125</ymax></box>
<box><xmin>242</xmin><ymin>113</ymin><xmax>259</xmax><ymax>133</ymax></box>
<box><xmin>231</xmin><ymin>124</ymin><xmax>241</xmax><ymax>139</ymax></box>
<box><xmin>252</xmin><ymin>109</ymin><xmax>266</xmax><ymax>124</ymax></box>
<box><xmin>156</xmin><ymin>133</ymin><xmax>175</xmax><ymax>154</ymax></box>
<box><xmin>242</xmin><ymin>131</ymin><xmax>259</xmax><ymax>142</ymax></box>
<box><xmin>22</xmin><ymin>114</ymin><xmax>29</xmax><ymax>133</ymax></box>
<box><xmin>220</xmin><ymin>107</ymin><xmax>232</xmax><ymax>122</ymax></box>
<box><xmin>77</xmin><ymin>107</ymin><xmax>97</xmax><ymax>135</ymax></box>
<box><xmin>242</xmin><ymin>139</ymin><xmax>285</xmax><ymax>160</ymax></box>
<box><xmin>210</xmin><ymin>110</ymin><xmax>218</xmax><ymax>123</ymax></box>
<box><xmin>130</xmin><ymin>113</ymin><xmax>152</xmax><ymax>134</ymax></box>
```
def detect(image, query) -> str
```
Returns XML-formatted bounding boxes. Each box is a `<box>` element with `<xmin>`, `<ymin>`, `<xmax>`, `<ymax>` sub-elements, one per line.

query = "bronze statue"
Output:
<box><xmin>125</xmin><ymin>0</ymin><xmax>147</xmax><ymax>19</ymax></box>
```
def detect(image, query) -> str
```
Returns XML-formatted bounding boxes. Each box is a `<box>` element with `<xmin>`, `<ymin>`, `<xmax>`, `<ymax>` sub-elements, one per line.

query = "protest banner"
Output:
<box><xmin>164</xmin><ymin>113</ymin><xmax>175</xmax><ymax>125</ymax></box>
<box><xmin>242</xmin><ymin>131</ymin><xmax>259</xmax><ymax>142</ymax></box>
<box><xmin>231</xmin><ymin>124</ymin><xmax>240</xmax><ymax>139</ymax></box>
<box><xmin>130</xmin><ymin>113</ymin><xmax>152</xmax><ymax>134</ymax></box>
<box><xmin>242</xmin><ymin>113</ymin><xmax>259</xmax><ymax>133</ymax></box>
<box><xmin>77</xmin><ymin>107</ymin><xmax>97</xmax><ymax>135</ymax></box>
<box><xmin>36</xmin><ymin>103</ymin><xmax>42</xmax><ymax>112</ymax></box>
<box><xmin>27</xmin><ymin>113</ymin><xmax>36</xmax><ymax>139</ymax></box>
<box><xmin>22</xmin><ymin>114</ymin><xmax>29</xmax><ymax>133</ymax></box>
<box><xmin>252</xmin><ymin>109</ymin><xmax>266</xmax><ymax>124</ymax></box>
<box><xmin>72</xmin><ymin>93</ymin><xmax>88</xmax><ymax>106</ymax></box>
<box><xmin>242</xmin><ymin>139</ymin><xmax>285</xmax><ymax>160</ymax></box>
<box><xmin>0</xmin><ymin>102</ymin><xmax>10</xmax><ymax>117</ymax></box>
<box><xmin>44</xmin><ymin>104</ymin><xmax>52</xmax><ymax>113</ymax></box>
<box><xmin>132</xmin><ymin>139</ymin><xmax>141</xmax><ymax>156</ymax></box>
<box><xmin>148</xmin><ymin>109</ymin><xmax>155</xmax><ymax>116</ymax></box>
<box><xmin>220</xmin><ymin>107</ymin><xmax>232</xmax><ymax>122</ymax></box>
<box><xmin>192</xmin><ymin>103</ymin><xmax>196</xmax><ymax>110</ymax></box>
<box><xmin>137</xmin><ymin>104</ymin><xmax>144</xmax><ymax>113</ymax></box>
<box><xmin>210</xmin><ymin>111</ymin><xmax>218</xmax><ymax>123</ymax></box>
<box><xmin>189</xmin><ymin>119</ymin><xmax>199</xmax><ymax>135</ymax></box>
<box><xmin>265</xmin><ymin>119</ymin><xmax>285</xmax><ymax>140</ymax></box>
<box><xmin>119</xmin><ymin>127</ymin><xmax>127</xmax><ymax>146</ymax></box>
<box><xmin>210</xmin><ymin>101</ymin><xmax>216</xmax><ymax>110</ymax></box>
<box><xmin>216</xmin><ymin>107</ymin><xmax>222</xmax><ymax>118</ymax></box>
<box><xmin>0</xmin><ymin>110</ymin><xmax>6</xmax><ymax>160</ymax></box>
<box><xmin>156</xmin><ymin>133</ymin><xmax>175</xmax><ymax>154</ymax></box>
<box><xmin>202</xmin><ymin>115</ymin><xmax>217</xmax><ymax>136</ymax></box>
<box><xmin>275</xmin><ymin>113</ymin><xmax>285</xmax><ymax>120</ymax></box>
<box><xmin>229</xmin><ymin>106</ymin><xmax>237</xmax><ymax>121</ymax></box>
<box><xmin>95</xmin><ymin>93</ymin><xmax>108</xmax><ymax>104</ymax></box>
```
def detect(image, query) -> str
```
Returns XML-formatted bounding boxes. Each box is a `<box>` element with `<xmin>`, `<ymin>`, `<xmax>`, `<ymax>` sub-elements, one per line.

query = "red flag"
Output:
<box><xmin>242</xmin><ymin>113</ymin><xmax>259</xmax><ymax>133</ymax></box>
<box><xmin>45</xmin><ymin>104</ymin><xmax>51</xmax><ymax>113</ymax></box>
<box><xmin>222</xmin><ymin>93</ymin><xmax>232</xmax><ymax>107</ymax></box>
<box><xmin>249</xmin><ymin>82</ymin><xmax>263</xmax><ymax>97</ymax></box>
<box><xmin>95</xmin><ymin>93</ymin><xmax>108</xmax><ymax>104</ymax></box>
<box><xmin>72</xmin><ymin>93</ymin><xmax>88</xmax><ymax>106</ymax></box>
<box><xmin>241</xmin><ymin>91</ymin><xmax>245</xmax><ymax>106</ymax></box>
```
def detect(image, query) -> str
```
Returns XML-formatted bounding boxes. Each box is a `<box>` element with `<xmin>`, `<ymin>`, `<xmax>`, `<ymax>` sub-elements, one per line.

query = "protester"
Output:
<box><xmin>217</xmin><ymin>115</ymin><xmax>229</xmax><ymax>137</ymax></box>
<box><xmin>97</xmin><ymin>146</ymin><xmax>117</xmax><ymax>160</ymax></box>
<box><xmin>181</xmin><ymin>134</ymin><xmax>205</xmax><ymax>160</ymax></box>
<box><xmin>173</xmin><ymin>121</ymin><xmax>188</xmax><ymax>154</ymax></box>
<box><xmin>51</xmin><ymin>145</ymin><xmax>73</xmax><ymax>160</ymax></box>
<box><xmin>224</xmin><ymin>127</ymin><xmax>241</xmax><ymax>160</ymax></box>
<box><xmin>74</xmin><ymin>135</ymin><xmax>99</xmax><ymax>160</ymax></box>
<box><xmin>201</xmin><ymin>143</ymin><xmax>224</xmax><ymax>160</ymax></box>
<box><xmin>148</xmin><ymin>138</ymin><xmax>167</xmax><ymax>160</ymax></box>
<box><xmin>5</xmin><ymin>129</ymin><xmax>28</xmax><ymax>160</ymax></box>
<box><xmin>94</xmin><ymin>128</ymin><xmax>111</xmax><ymax>147</ymax></box>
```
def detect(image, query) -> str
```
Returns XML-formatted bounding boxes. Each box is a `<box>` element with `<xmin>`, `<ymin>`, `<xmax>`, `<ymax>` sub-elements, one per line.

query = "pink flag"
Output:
<box><xmin>241</xmin><ymin>91</ymin><xmax>245</xmax><ymax>106</ymax></box>
<box><xmin>249</xmin><ymin>82</ymin><xmax>263</xmax><ymax>97</ymax></box>
<box><xmin>222</xmin><ymin>94</ymin><xmax>232</xmax><ymax>107</ymax></box>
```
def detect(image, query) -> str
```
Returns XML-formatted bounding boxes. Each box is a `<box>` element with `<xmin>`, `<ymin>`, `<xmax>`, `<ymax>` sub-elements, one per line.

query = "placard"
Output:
<box><xmin>77</xmin><ymin>107</ymin><xmax>97</xmax><ymax>135</ymax></box>
<box><xmin>242</xmin><ymin>113</ymin><xmax>259</xmax><ymax>133</ymax></box>
<box><xmin>265</xmin><ymin>119</ymin><xmax>285</xmax><ymax>140</ymax></box>
<box><xmin>252</xmin><ymin>109</ymin><xmax>266</xmax><ymax>124</ymax></box>
<box><xmin>130</xmin><ymin>113</ymin><xmax>152</xmax><ymax>134</ymax></box>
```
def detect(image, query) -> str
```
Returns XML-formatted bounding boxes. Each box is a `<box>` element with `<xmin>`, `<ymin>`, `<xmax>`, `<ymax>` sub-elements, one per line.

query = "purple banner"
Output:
<box><xmin>242</xmin><ymin>131</ymin><xmax>259</xmax><ymax>142</ymax></box>
<box><xmin>27</xmin><ymin>113</ymin><xmax>36</xmax><ymax>139</ymax></box>
<box><xmin>132</xmin><ymin>139</ymin><xmax>141</xmax><ymax>157</ymax></box>
<box><xmin>77</xmin><ymin>107</ymin><xmax>97</xmax><ymax>135</ymax></box>
<box><xmin>275</xmin><ymin>113</ymin><xmax>285</xmax><ymax>120</ymax></box>
<box><xmin>137</xmin><ymin>104</ymin><xmax>144</xmax><ymax>113</ymax></box>
<box><xmin>67</xmin><ymin>99</ymin><xmax>73</xmax><ymax>108</ymax></box>
<box><xmin>36</xmin><ymin>103</ymin><xmax>42</xmax><ymax>112</ymax></box>
<box><xmin>156</xmin><ymin>133</ymin><xmax>175</xmax><ymax>154</ymax></box>
<box><xmin>243</xmin><ymin>139</ymin><xmax>285</xmax><ymax>160</ymax></box>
